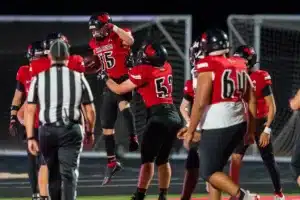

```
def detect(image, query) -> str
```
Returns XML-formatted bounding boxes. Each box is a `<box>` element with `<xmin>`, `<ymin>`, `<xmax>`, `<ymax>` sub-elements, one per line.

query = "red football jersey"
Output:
<box><xmin>195</xmin><ymin>56</ymin><xmax>248</xmax><ymax>104</ymax></box>
<box><xmin>194</xmin><ymin>55</ymin><xmax>249</xmax><ymax>129</ymax></box>
<box><xmin>250</xmin><ymin>70</ymin><xmax>272</xmax><ymax>118</ymax></box>
<box><xmin>30</xmin><ymin>55</ymin><xmax>85</xmax><ymax>77</ymax></box>
<box><xmin>16</xmin><ymin>65</ymin><xmax>31</xmax><ymax>95</ymax></box>
<box><xmin>16</xmin><ymin>65</ymin><xmax>39</xmax><ymax>128</ymax></box>
<box><xmin>89</xmin><ymin>29</ymin><xmax>131</xmax><ymax>79</ymax></box>
<box><xmin>128</xmin><ymin>62</ymin><xmax>173</xmax><ymax>108</ymax></box>
<box><xmin>183</xmin><ymin>79</ymin><xmax>194</xmax><ymax>99</ymax></box>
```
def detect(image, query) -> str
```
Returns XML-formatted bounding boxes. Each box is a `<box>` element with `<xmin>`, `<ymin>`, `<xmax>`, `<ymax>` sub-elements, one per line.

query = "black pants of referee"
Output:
<box><xmin>291</xmin><ymin>129</ymin><xmax>300</xmax><ymax>181</ymax></box>
<box><xmin>39</xmin><ymin>123</ymin><xmax>83</xmax><ymax>200</ymax></box>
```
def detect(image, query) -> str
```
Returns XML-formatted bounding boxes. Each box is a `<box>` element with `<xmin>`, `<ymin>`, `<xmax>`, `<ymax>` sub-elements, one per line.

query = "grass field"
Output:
<box><xmin>0</xmin><ymin>194</ymin><xmax>299</xmax><ymax>200</ymax></box>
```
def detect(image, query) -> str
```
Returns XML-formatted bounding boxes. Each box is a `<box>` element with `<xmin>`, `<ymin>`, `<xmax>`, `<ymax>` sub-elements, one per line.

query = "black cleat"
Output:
<box><xmin>129</xmin><ymin>135</ymin><xmax>139</xmax><ymax>152</ymax></box>
<box><xmin>158</xmin><ymin>194</ymin><xmax>167</xmax><ymax>200</ymax></box>
<box><xmin>102</xmin><ymin>162</ymin><xmax>123</xmax><ymax>185</ymax></box>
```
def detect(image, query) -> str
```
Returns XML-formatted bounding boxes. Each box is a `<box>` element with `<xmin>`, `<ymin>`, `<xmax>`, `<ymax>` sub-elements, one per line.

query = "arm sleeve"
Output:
<box><xmin>16</xmin><ymin>81</ymin><xmax>25</xmax><ymax>92</ymax></box>
<box><xmin>262</xmin><ymin>85</ymin><xmax>273</xmax><ymax>97</ymax></box>
<box><xmin>128</xmin><ymin>66</ymin><xmax>147</xmax><ymax>87</ymax></box>
<box><xmin>183</xmin><ymin>94</ymin><xmax>194</xmax><ymax>102</ymax></box>
<box><xmin>27</xmin><ymin>76</ymin><xmax>38</xmax><ymax>104</ymax></box>
<box><xmin>81</xmin><ymin>74</ymin><xmax>94</xmax><ymax>105</ymax></box>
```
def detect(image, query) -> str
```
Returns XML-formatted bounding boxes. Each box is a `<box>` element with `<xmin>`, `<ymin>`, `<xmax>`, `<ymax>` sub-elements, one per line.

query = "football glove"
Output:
<box><xmin>9</xmin><ymin>115</ymin><xmax>18</xmax><ymax>136</ymax></box>
<box><xmin>97</xmin><ymin>70</ymin><xmax>108</xmax><ymax>82</ymax></box>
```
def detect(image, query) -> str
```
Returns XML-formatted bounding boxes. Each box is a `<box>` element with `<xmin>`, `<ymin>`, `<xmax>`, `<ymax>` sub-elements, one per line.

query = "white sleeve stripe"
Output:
<box><xmin>264</xmin><ymin>75</ymin><xmax>271</xmax><ymax>80</ymax></box>
<box><xmin>81</xmin><ymin>75</ymin><xmax>94</xmax><ymax>102</ymax></box>
<box><xmin>27</xmin><ymin>76</ymin><xmax>37</xmax><ymax>102</ymax></box>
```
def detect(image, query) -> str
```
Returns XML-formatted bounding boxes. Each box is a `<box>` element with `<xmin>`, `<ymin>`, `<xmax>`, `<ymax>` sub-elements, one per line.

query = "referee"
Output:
<box><xmin>25</xmin><ymin>39</ymin><xmax>96</xmax><ymax>200</ymax></box>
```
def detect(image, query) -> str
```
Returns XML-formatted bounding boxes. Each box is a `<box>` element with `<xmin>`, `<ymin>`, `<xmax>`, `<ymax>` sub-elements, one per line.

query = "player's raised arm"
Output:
<box><xmin>113</xmin><ymin>27</ymin><xmax>134</xmax><ymax>46</ymax></box>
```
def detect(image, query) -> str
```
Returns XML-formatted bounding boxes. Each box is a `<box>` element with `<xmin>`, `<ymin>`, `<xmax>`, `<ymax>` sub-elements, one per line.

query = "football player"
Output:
<box><xmin>230</xmin><ymin>45</ymin><xmax>285</xmax><ymax>200</ymax></box>
<box><xmin>88</xmin><ymin>12</ymin><xmax>138</xmax><ymax>185</ymax></box>
<box><xmin>99</xmin><ymin>41</ymin><xmax>182</xmax><ymax>200</ymax></box>
<box><xmin>178</xmin><ymin>40</ymin><xmax>205</xmax><ymax>200</ymax></box>
<box><xmin>9</xmin><ymin>41</ymin><xmax>48</xmax><ymax>200</ymax></box>
<box><xmin>179</xmin><ymin>28</ymin><xmax>259</xmax><ymax>200</ymax></box>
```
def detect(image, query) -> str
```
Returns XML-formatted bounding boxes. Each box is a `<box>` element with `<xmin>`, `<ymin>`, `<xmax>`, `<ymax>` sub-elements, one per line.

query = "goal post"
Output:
<box><xmin>227</xmin><ymin>14</ymin><xmax>300</xmax><ymax>161</ymax></box>
<box><xmin>0</xmin><ymin>15</ymin><xmax>192</xmax><ymax>159</ymax></box>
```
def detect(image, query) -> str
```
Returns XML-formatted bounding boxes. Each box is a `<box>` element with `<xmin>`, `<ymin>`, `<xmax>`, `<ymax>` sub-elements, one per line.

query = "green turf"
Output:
<box><xmin>0</xmin><ymin>194</ymin><xmax>297</xmax><ymax>200</ymax></box>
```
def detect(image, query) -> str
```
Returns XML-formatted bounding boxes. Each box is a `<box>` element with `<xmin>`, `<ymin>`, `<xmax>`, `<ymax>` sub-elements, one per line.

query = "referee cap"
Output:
<box><xmin>49</xmin><ymin>39</ymin><xmax>69</xmax><ymax>61</ymax></box>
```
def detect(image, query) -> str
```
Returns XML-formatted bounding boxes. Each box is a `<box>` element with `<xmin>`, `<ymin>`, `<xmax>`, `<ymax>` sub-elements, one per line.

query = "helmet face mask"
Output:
<box><xmin>26</xmin><ymin>41</ymin><xmax>46</xmax><ymax>61</ymax></box>
<box><xmin>136</xmin><ymin>43</ymin><xmax>168</xmax><ymax>67</ymax></box>
<box><xmin>89</xmin><ymin>12</ymin><xmax>112</xmax><ymax>40</ymax></box>
<box><xmin>233</xmin><ymin>45</ymin><xmax>257</xmax><ymax>68</ymax></box>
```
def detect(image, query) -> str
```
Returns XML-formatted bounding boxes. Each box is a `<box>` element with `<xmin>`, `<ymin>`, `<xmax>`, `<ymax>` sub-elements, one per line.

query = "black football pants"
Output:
<box><xmin>39</xmin><ymin>123</ymin><xmax>83</xmax><ymax>200</ymax></box>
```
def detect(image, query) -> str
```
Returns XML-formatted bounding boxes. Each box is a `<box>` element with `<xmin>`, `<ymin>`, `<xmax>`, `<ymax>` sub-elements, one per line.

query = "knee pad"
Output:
<box><xmin>185</xmin><ymin>147</ymin><xmax>200</xmax><ymax>169</ymax></box>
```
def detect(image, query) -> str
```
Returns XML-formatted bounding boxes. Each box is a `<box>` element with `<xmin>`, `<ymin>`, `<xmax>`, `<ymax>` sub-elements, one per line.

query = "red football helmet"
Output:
<box><xmin>89</xmin><ymin>12</ymin><xmax>112</xmax><ymax>40</ymax></box>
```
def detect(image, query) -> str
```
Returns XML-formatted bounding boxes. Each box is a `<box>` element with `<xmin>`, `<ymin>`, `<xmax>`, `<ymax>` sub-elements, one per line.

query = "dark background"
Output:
<box><xmin>0</xmin><ymin>0</ymin><xmax>298</xmax><ymax>154</ymax></box>
<box><xmin>0</xmin><ymin>0</ymin><xmax>299</xmax><ymax>38</ymax></box>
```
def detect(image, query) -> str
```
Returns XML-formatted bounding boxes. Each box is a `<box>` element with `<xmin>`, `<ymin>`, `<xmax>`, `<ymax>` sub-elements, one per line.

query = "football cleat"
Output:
<box><xmin>102</xmin><ymin>161</ymin><xmax>123</xmax><ymax>185</ymax></box>
<box><xmin>274</xmin><ymin>192</ymin><xmax>285</xmax><ymax>200</ymax></box>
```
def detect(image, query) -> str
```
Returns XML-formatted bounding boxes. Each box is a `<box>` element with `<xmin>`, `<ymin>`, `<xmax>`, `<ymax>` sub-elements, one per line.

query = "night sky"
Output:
<box><xmin>0</xmin><ymin>0</ymin><xmax>299</xmax><ymax>39</ymax></box>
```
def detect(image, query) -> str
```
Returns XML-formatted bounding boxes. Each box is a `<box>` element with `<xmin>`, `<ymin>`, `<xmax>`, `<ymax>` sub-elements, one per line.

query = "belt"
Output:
<box><xmin>43</xmin><ymin>120</ymin><xmax>80</xmax><ymax>127</ymax></box>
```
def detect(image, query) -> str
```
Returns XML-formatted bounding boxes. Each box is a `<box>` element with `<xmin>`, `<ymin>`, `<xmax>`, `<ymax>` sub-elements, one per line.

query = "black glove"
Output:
<box><xmin>9</xmin><ymin>115</ymin><xmax>18</xmax><ymax>136</ymax></box>
<box><xmin>97</xmin><ymin>70</ymin><xmax>108</xmax><ymax>82</ymax></box>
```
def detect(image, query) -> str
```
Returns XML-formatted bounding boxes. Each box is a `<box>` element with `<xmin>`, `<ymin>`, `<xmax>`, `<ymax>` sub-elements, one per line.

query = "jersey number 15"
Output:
<box><xmin>221</xmin><ymin>69</ymin><xmax>247</xmax><ymax>99</ymax></box>
<box><xmin>155</xmin><ymin>75</ymin><xmax>173</xmax><ymax>98</ymax></box>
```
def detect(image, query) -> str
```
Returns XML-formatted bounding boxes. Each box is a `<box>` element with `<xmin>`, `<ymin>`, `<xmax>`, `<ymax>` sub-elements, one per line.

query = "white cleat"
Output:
<box><xmin>274</xmin><ymin>194</ymin><xmax>285</xmax><ymax>200</ymax></box>
<box><xmin>241</xmin><ymin>189</ymin><xmax>260</xmax><ymax>200</ymax></box>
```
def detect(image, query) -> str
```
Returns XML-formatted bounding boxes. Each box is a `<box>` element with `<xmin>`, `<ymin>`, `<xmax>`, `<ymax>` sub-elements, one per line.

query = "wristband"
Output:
<box><xmin>10</xmin><ymin>115</ymin><xmax>17</xmax><ymax>121</ymax></box>
<box><xmin>112</xmin><ymin>25</ymin><xmax>119</xmax><ymax>33</ymax></box>
<box><xmin>185</xmin><ymin>122</ymin><xmax>190</xmax><ymax>127</ymax></box>
<box><xmin>10</xmin><ymin>105</ymin><xmax>20</xmax><ymax>111</ymax></box>
<box><xmin>27</xmin><ymin>136</ymin><xmax>35</xmax><ymax>140</ymax></box>
<box><xmin>263</xmin><ymin>127</ymin><xmax>271</xmax><ymax>135</ymax></box>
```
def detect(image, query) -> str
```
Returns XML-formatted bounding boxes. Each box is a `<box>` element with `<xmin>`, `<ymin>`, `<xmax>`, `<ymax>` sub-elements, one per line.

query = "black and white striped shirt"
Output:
<box><xmin>27</xmin><ymin>65</ymin><xmax>94</xmax><ymax>125</ymax></box>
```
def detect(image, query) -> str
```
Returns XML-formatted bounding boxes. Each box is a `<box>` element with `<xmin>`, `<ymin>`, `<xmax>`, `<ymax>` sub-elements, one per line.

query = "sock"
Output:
<box><xmin>104</xmin><ymin>135</ymin><xmax>116</xmax><ymax>166</ymax></box>
<box><xmin>159</xmin><ymin>188</ymin><xmax>168</xmax><ymax>197</ymax></box>
<box><xmin>40</xmin><ymin>196</ymin><xmax>50</xmax><ymax>200</ymax></box>
<box><xmin>121</xmin><ymin>108</ymin><xmax>136</xmax><ymax>137</ymax></box>
<box><xmin>260</xmin><ymin>147</ymin><xmax>282</xmax><ymax>193</ymax></box>
<box><xmin>27</xmin><ymin>151</ymin><xmax>39</xmax><ymax>194</ymax></box>
<box><xmin>237</xmin><ymin>189</ymin><xmax>245</xmax><ymax>200</ymax></box>
<box><xmin>274</xmin><ymin>191</ymin><xmax>284</xmax><ymax>197</ymax></box>
<box><xmin>135</xmin><ymin>188</ymin><xmax>146</xmax><ymax>200</ymax></box>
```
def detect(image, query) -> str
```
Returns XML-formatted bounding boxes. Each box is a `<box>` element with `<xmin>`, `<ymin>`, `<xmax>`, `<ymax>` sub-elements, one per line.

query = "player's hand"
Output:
<box><xmin>183</xmin><ymin>131</ymin><xmax>194</xmax><ymax>150</ymax></box>
<box><xmin>177</xmin><ymin>127</ymin><xmax>188</xmax><ymax>139</ymax></box>
<box><xmin>259</xmin><ymin>132</ymin><xmax>270</xmax><ymax>148</ymax></box>
<box><xmin>9</xmin><ymin>115</ymin><xmax>18</xmax><ymax>136</ymax></box>
<box><xmin>100</xmin><ymin>23</ymin><xmax>114</xmax><ymax>36</ymax></box>
<box><xmin>27</xmin><ymin>139</ymin><xmax>39</xmax><ymax>156</ymax></box>
<box><xmin>192</xmin><ymin>131</ymin><xmax>201</xmax><ymax>142</ymax></box>
<box><xmin>97</xmin><ymin>70</ymin><xmax>108</xmax><ymax>81</ymax></box>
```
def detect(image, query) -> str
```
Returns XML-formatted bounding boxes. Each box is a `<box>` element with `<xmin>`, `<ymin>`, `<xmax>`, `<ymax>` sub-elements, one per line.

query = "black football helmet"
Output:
<box><xmin>136</xmin><ymin>42</ymin><xmax>168</xmax><ymax>67</ymax></box>
<box><xmin>233</xmin><ymin>45</ymin><xmax>257</xmax><ymax>67</ymax></box>
<box><xmin>89</xmin><ymin>12</ymin><xmax>112</xmax><ymax>40</ymax></box>
<box><xmin>189</xmin><ymin>39</ymin><xmax>205</xmax><ymax>67</ymax></box>
<box><xmin>26</xmin><ymin>41</ymin><xmax>46</xmax><ymax>61</ymax></box>
<box><xmin>200</xmin><ymin>28</ymin><xmax>229</xmax><ymax>55</ymax></box>
<box><xmin>43</xmin><ymin>32</ymin><xmax>69</xmax><ymax>53</ymax></box>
